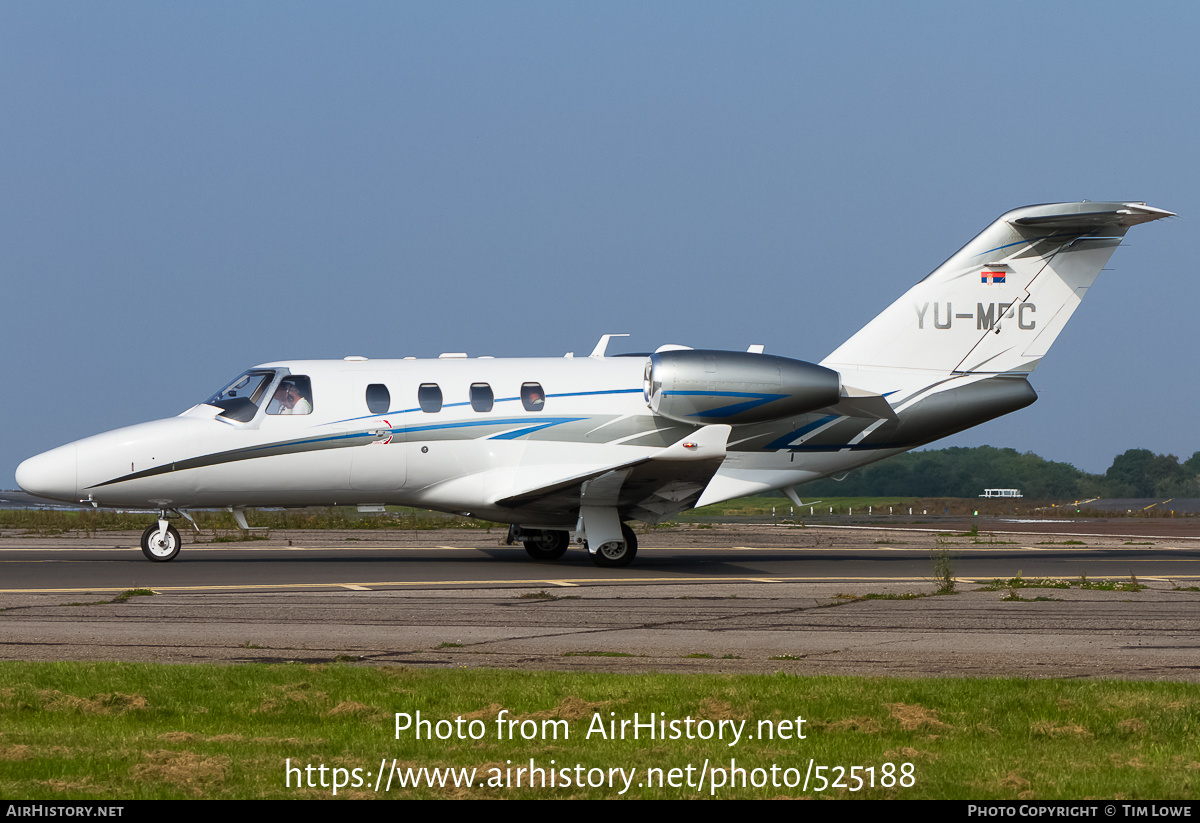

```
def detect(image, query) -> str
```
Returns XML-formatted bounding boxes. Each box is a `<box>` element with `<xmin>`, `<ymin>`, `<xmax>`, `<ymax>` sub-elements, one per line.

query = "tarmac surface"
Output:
<box><xmin>2</xmin><ymin>516</ymin><xmax>1198</xmax><ymax>681</ymax></box>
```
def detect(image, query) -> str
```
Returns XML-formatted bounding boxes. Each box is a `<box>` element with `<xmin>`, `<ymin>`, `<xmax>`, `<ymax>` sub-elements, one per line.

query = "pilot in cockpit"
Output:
<box><xmin>270</xmin><ymin>379</ymin><xmax>312</xmax><ymax>415</ymax></box>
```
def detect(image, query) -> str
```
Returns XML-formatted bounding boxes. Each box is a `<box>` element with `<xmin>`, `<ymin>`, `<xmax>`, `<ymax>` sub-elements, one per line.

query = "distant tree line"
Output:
<box><xmin>798</xmin><ymin>446</ymin><xmax>1200</xmax><ymax>499</ymax></box>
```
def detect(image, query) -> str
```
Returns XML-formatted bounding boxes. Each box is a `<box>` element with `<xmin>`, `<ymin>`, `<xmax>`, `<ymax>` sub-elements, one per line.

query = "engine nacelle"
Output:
<box><xmin>644</xmin><ymin>349</ymin><xmax>841</xmax><ymax>425</ymax></box>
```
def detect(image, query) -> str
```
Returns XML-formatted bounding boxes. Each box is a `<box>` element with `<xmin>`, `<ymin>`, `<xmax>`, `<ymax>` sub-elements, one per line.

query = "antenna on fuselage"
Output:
<box><xmin>589</xmin><ymin>333</ymin><xmax>630</xmax><ymax>358</ymax></box>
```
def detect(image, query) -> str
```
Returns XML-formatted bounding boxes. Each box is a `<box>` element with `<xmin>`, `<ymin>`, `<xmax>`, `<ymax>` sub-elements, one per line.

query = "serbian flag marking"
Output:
<box><xmin>981</xmin><ymin>270</ymin><xmax>1006</xmax><ymax>285</ymax></box>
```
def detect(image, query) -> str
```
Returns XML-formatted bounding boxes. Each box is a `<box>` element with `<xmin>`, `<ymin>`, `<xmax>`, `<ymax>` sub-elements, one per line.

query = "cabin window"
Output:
<box><xmin>470</xmin><ymin>383</ymin><xmax>494</xmax><ymax>412</ymax></box>
<box><xmin>267</xmin><ymin>375</ymin><xmax>313</xmax><ymax>415</ymax></box>
<box><xmin>521</xmin><ymin>382</ymin><xmax>545</xmax><ymax>411</ymax></box>
<box><xmin>418</xmin><ymin>383</ymin><xmax>442</xmax><ymax>413</ymax></box>
<box><xmin>365</xmin><ymin>384</ymin><xmax>390</xmax><ymax>414</ymax></box>
<box><xmin>203</xmin><ymin>369</ymin><xmax>277</xmax><ymax>423</ymax></box>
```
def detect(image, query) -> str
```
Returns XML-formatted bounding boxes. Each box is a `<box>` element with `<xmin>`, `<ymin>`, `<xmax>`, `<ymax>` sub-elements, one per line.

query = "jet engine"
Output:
<box><xmin>644</xmin><ymin>349</ymin><xmax>841</xmax><ymax>425</ymax></box>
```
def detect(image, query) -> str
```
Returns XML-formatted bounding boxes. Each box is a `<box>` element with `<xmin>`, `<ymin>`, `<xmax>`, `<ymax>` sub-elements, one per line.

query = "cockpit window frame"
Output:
<box><xmin>203</xmin><ymin>369</ymin><xmax>280</xmax><ymax>424</ymax></box>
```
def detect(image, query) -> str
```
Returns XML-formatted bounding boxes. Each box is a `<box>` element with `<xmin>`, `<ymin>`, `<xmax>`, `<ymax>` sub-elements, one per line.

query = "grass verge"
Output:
<box><xmin>1</xmin><ymin>662</ymin><xmax>1197</xmax><ymax>799</ymax></box>
<box><xmin>976</xmin><ymin>573</ymin><xmax>1145</xmax><ymax>593</ymax></box>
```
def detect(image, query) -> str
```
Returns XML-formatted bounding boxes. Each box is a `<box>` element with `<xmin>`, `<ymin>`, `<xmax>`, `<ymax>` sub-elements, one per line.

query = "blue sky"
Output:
<box><xmin>3</xmin><ymin>1</ymin><xmax>1195</xmax><ymax>484</ymax></box>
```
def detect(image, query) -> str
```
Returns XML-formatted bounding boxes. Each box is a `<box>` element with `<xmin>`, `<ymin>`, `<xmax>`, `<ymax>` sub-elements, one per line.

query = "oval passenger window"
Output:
<box><xmin>470</xmin><ymin>383</ymin><xmax>494</xmax><ymax>413</ymax></box>
<box><xmin>418</xmin><ymin>384</ymin><xmax>442</xmax><ymax>413</ymax></box>
<box><xmin>366</xmin><ymin>384</ymin><xmax>390</xmax><ymax>414</ymax></box>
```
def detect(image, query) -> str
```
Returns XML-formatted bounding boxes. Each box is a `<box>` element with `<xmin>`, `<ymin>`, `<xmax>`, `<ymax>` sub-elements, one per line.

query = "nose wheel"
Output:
<box><xmin>141</xmin><ymin>523</ymin><xmax>181</xmax><ymax>562</ymax></box>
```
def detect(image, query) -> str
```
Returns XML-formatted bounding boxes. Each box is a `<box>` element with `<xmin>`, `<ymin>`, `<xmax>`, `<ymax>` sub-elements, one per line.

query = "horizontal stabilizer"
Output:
<box><xmin>1011</xmin><ymin>203</ymin><xmax>1173</xmax><ymax>229</ymax></box>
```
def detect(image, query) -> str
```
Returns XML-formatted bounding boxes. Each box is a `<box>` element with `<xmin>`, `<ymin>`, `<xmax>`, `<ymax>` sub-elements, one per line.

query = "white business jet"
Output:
<box><xmin>16</xmin><ymin>202</ymin><xmax>1172</xmax><ymax>565</ymax></box>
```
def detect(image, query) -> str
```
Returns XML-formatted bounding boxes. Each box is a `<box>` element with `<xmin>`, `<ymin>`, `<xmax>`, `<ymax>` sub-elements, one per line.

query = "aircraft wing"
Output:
<box><xmin>494</xmin><ymin>424</ymin><xmax>732</xmax><ymax>524</ymax></box>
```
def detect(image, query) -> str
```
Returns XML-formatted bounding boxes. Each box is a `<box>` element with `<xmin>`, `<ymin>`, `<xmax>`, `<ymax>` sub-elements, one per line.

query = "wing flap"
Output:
<box><xmin>494</xmin><ymin>425</ymin><xmax>731</xmax><ymax>523</ymax></box>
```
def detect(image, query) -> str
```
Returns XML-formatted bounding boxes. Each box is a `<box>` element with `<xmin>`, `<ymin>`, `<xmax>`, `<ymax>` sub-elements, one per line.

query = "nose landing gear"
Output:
<box><xmin>140</xmin><ymin>519</ymin><xmax>181</xmax><ymax>562</ymax></box>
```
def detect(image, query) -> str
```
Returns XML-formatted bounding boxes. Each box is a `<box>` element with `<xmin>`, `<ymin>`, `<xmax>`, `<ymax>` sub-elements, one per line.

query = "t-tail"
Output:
<box><xmin>825</xmin><ymin>201</ymin><xmax>1173</xmax><ymax>377</ymax></box>
<box><xmin>817</xmin><ymin>201</ymin><xmax>1173</xmax><ymax>450</ymax></box>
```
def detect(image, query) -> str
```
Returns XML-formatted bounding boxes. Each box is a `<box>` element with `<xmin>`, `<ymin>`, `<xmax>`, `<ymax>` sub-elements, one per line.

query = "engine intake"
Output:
<box><xmin>644</xmin><ymin>349</ymin><xmax>841</xmax><ymax>425</ymax></box>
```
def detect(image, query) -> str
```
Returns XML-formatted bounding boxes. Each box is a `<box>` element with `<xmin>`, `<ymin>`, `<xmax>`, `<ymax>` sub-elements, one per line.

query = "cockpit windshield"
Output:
<box><xmin>203</xmin><ymin>370</ymin><xmax>279</xmax><ymax>422</ymax></box>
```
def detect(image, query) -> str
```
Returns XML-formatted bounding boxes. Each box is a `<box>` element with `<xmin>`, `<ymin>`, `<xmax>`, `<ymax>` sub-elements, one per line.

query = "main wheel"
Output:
<box><xmin>590</xmin><ymin>523</ymin><xmax>638</xmax><ymax>568</ymax></box>
<box><xmin>523</xmin><ymin>529</ymin><xmax>569</xmax><ymax>561</ymax></box>
<box><xmin>140</xmin><ymin>523</ymin><xmax>181</xmax><ymax>562</ymax></box>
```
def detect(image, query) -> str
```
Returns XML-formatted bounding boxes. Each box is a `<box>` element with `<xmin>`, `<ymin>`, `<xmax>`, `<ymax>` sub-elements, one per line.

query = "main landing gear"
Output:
<box><xmin>511</xmin><ymin>523</ymin><xmax>639</xmax><ymax>567</ymax></box>
<box><xmin>521</xmin><ymin>529</ymin><xmax>570</xmax><ymax>561</ymax></box>
<box><xmin>589</xmin><ymin>523</ymin><xmax>638</xmax><ymax>568</ymax></box>
<box><xmin>508</xmin><ymin>524</ymin><xmax>638</xmax><ymax>567</ymax></box>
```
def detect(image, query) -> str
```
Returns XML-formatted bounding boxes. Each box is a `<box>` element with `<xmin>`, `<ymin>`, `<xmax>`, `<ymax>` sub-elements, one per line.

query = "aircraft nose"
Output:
<box><xmin>15</xmin><ymin>444</ymin><xmax>79</xmax><ymax>503</ymax></box>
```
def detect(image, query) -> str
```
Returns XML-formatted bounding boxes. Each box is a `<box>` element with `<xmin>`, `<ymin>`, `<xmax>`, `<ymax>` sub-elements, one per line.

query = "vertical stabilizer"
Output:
<box><xmin>823</xmin><ymin>202</ymin><xmax>1172</xmax><ymax>376</ymax></box>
